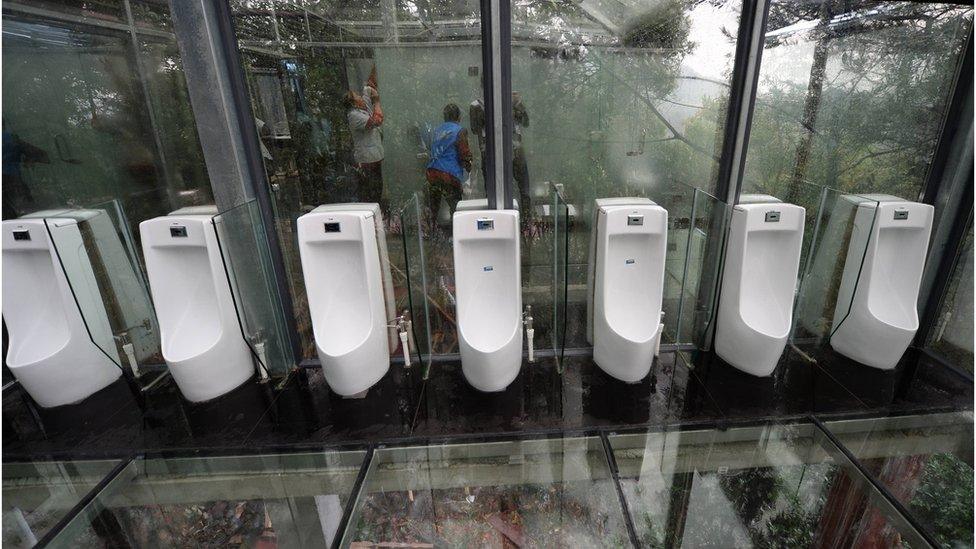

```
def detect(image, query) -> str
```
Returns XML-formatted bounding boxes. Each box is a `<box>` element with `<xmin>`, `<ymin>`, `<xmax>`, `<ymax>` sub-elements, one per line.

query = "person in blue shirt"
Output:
<box><xmin>425</xmin><ymin>103</ymin><xmax>472</xmax><ymax>220</ymax></box>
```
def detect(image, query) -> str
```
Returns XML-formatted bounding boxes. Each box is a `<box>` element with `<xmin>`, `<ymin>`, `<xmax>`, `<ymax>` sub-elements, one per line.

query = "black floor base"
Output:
<box><xmin>3</xmin><ymin>346</ymin><xmax>971</xmax><ymax>461</ymax></box>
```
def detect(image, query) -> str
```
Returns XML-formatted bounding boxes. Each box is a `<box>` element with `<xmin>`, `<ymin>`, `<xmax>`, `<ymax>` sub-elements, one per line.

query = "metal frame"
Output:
<box><xmin>914</xmin><ymin>30</ymin><xmax>974</xmax><ymax>350</ymax></box>
<box><xmin>715</xmin><ymin>0</ymin><xmax>770</xmax><ymax>205</ymax></box>
<box><xmin>33</xmin><ymin>455</ymin><xmax>136</xmax><ymax>546</ymax></box>
<box><xmin>479</xmin><ymin>0</ymin><xmax>500</xmax><ymax>208</ymax></box>
<box><xmin>920</xmin><ymin>31</ymin><xmax>973</xmax><ymax>205</ymax></box>
<box><xmin>480</xmin><ymin>0</ymin><xmax>512</xmax><ymax>209</ymax></box>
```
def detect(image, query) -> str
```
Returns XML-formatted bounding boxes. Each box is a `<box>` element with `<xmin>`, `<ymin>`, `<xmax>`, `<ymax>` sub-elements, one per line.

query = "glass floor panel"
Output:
<box><xmin>825</xmin><ymin>412</ymin><xmax>974</xmax><ymax>548</ymax></box>
<box><xmin>342</xmin><ymin>437</ymin><xmax>631</xmax><ymax>547</ymax></box>
<box><xmin>46</xmin><ymin>450</ymin><xmax>366</xmax><ymax>548</ymax></box>
<box><xmin>9</xmin><ymin>416</ymin><xmax>965</xmax><ymax>547</ymax></box>
<box><xmin>608</xmin><ymin>422</ymin><xmax>931</xmax><ymax>548</ymax></box>
<box><xmin>3</xmin><ymin>459</ymin><xmax>121</xmax><ymax>547</ymax></box>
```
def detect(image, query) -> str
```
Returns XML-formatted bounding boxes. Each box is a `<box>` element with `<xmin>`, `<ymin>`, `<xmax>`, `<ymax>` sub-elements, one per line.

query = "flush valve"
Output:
<box><xmin>523</xmin><ymin>306</ymin><xmax>535</xmax><ymax>363</ymax></box>
<box><xmin>389</xmin><ymin>310</ymin><xmax>413</xmax><ymax>367</ymax></box>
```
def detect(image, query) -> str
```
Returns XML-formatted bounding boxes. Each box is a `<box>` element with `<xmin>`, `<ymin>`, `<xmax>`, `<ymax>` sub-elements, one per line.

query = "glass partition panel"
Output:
<box><xmin>928</xmin><ymin>216</ymin><xmax>974</xmax><ymax>371</ymax></box>
<box><xmin>43</xmin><ymin>205</ymin><xmax>163</xmax><ymax>376</ymax></box>
<box><xmin>653</xmin><ymin>182</ymin><xmax>697</xmax><ymax>344</ymax></box>
<box><xmin>523</xmin><ymin>181</ymin><xmax>573</xmax><ymax>364</ymax></box>
<box><xmin>229</xmin><ymin>0</ymin><xmax>485</xmax><ymax>361</ymax></box>
<box><xmin>824</xmin><ymin>412</ymin><xmax>974</xmax><ymax>548</ymax></box>
<box><xmin>555</xmin><ymin>186</ymin><xmax>588</xmax><ymax>350</ymax></box>
<box><xmin>341</xmin><ymin>437</ymin><xmax>631</xmax><ymax>546</ymax></box>
<box><xmin>792</xmin><ymin>188</ymin><xmax>881</xmax><ymax>343</ymax></box>
<box><xmin>398</xmin><ymin>194</ymin><xmax>434</xmax><ymax>377</ymax></box>
<box><xmin>552</xmin><ymin>184</ymin><xmax>570</xmax><ymax>369</ymax></box>
<box><xmin>677</xmin><ymin>188</ymin><xmax>732</xmax><ymax>347</ymax></box>
<box><xmin>213</xmin><ymin>200</ymin><xmax>295</xmax><ymax>380</ymax></box>
<box><xmin>743</xmin><ymin>0</ymin><xmax>973</xmax><ymax>200</ymax></box>
<box><xmin>522</xmin><ymin>189</ymin><xmax>559</xmax><ymax>360</ymax></box>
<box><xmin>609</xmin><ymin>422</ymin><xmax>930</xmax><ymax>548</ymax></box>
<box><xmin>2</xmin><ymin>459</ymin><xmax>121</xmax><ymax>547</ymax></box>
<box><xmin>48</xmin><ymin>451</ymin><xmax>367</xmax><ymax>547</ymax></box>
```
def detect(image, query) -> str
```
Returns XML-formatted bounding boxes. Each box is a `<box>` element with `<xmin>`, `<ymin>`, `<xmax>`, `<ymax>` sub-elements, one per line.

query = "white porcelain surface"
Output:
<box><xmin>2</xmin><ymin>217</ymin><xmax>121</xmax><ymax>407</ymax></box>
<box><xmin>830</xmin><ymin>197</ymin><xmax>933</xmax><ymax>369</ymax></box>
<box><xmin>588</xmin><ymin>199</ymin><xmax>667</xmax><ymax>382</ymax></box>
<box><xmin>140</xmin><ymin>213</ymin><xmax>253</xmax><ymax>402</ymax></box>
<box><xmin>456</xmin><ymin>198</ymin><xmax>519</xmax><ymax>212</ymax></box>
<box><xmin>453</xmin><ymin>209</ymin><xmax>522</xmax><ymax>391</ymax></box>
<box><xmin>298</xmin><ymin>206</ymin><xmax>391</xmax><ymax>395</ymax></box>
<box><xmin>24</xmin><ymin>209</ymin><xmax>160</xmax><ymax>363</ymax></box>
<box><xmin>715</xmin><ymin>201</ymin><xmax>805</xmax><ymax>376</ymax></box>
<box><xmin>308</xmin><ymin>203</ymin><xmax>397</xmax><ymax>349</ymax></box>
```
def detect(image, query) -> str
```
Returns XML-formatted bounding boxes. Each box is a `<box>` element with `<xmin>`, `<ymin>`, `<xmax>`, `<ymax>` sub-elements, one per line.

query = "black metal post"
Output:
<box><xmin>714</xmin><ymin>0</ymin><xmax>769</xmax><ymax>205</ymax></box>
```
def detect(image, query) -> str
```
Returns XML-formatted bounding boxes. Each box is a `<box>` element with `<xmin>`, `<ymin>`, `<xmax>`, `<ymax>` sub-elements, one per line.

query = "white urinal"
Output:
<box><xmin>2</xmin><ymin>216</ymin><xmax>122</xmax><ymax>407</ymax></box>
<box><xmin>24</xmin><ymin>209</ymin><xmax>159</xmax><ymax>364</ymax></box>
<box><xmin>453</xmin><ymin>210</ymin><xmax>522</xmax><ymax>391</ymax></box>
<box><xmin>715</xmin><ymin>197</ymin><xmax>805</xmax><ymax>376</ymax></box>
<box><xmin>140</xmin><ymin>207</ymin><xmax>253</xmax><ymax>402</ymax></box>
<box><xmin>586</xmin><ymin>199</ymin><xmax>667</xmax><ymax>383</ymax></box>
<box><xmin>830</xmin><ymin>196</ymin><xmax>933</xmax><ymax>369</ymax></box>
<box><xmin>456</xmin><ymin>198</ymin><xmax>519</xmax><ymax>212</ymax></box>
<box><xmin>297</xmin><ymin>204</ymin><xmax>394</xmax><ymax>396</ymax></box>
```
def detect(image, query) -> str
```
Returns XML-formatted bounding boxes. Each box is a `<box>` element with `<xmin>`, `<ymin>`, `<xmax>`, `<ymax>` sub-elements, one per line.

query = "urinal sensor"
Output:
<box><xmin>627</xmin><ymin>214</ymin><xmax>644</xmax><ymax>226</ymax></box>
<box><xmin>323</xmin><ymin>222</ymin><xmax>341</xmax><ymax>233</ymax></box>
<box><xmin>169</xmin><ymin>226</ymin><xmax>188</xmax><ymax>238</ymax></box>
<box><xmin>893</xmin><ymin>210</ymin><xmax>909</xmax><ymax>220</ymax></box>
<box><xmin>477</xmin><ymin>218</ymin><xmax>494</xmax><ymax>231</ymax></box>
<box><xmin>12</xmin><ymin>230</ymin><xmax>30</xmax><ymax>241</ymax></box>
<box><xmin>765</xmin><ymin>211</ymin><xmax>781</xmax><ymax>223</ymax></box>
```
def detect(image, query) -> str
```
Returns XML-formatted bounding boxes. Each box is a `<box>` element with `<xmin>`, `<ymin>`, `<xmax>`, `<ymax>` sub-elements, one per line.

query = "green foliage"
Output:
<box><xmin>909</xmin><ymin>453</ymin><xmax>974</xmax><ymax>548</ymax></box>
<box><xmin>744</xmin><ymin>1</ymin><xmax>973</xmax><ymax>199</ymax></box>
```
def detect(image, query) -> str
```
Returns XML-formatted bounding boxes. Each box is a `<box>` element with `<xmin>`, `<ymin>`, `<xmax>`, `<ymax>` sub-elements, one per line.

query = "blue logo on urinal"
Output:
<box><xmin>625</xmin><ymin>259</ymin><xmax>636</xmax><ymax>265</ymax></box>
<box><xmin>484</xmin><ymin>266</ymin><xmax>494</xmax><ymax>272</ymax></box>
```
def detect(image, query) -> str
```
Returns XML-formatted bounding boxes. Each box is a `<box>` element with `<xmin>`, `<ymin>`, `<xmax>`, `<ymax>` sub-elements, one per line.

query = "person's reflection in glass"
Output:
<box><xmin>469</xmin><ymin>97</ymin><xmax>487</xmax><ymax>184</ymax></box>
<box><xmin>344</xmin><ymin>68</ymin><xmax>385</xmax><ymax>212</ymax></box>
<box><xmin>2</xmin><ymin>128</ymin><xmax>48</xmax><ymax>219</ymax></box>
<box><xmin>426</xmin><ymin>103</ymin><xmax>473</xmax><ymax>227</ymax></box>
<box><xmin>468</xmin><ymin>92</ymin><xmax>531</xmax><ymax>223</ymax></box>
<box><xmin>513</xmin><ymin>91</ymin><xmax>531</xmax><ymax>223</ymax></box>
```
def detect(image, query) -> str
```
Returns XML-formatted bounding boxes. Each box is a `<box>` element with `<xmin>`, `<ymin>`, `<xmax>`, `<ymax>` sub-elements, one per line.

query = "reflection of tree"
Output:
<box><xmin>751</xmin><ymin>0</ymin><xmax>972</xmax><ymax>200</ymax></box>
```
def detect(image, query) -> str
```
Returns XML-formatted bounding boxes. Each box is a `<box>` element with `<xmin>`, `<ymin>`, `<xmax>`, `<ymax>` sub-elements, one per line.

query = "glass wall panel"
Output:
<box><xmin>511</xmin><ymin>0</ymin><xmax>742</xmax><ymax>353</ymax></box>
<box><xmin>229</xmin><ymin>0</ymin><xmax>485</xmax><ymax>361</ymax></box>
<box><xmin>511</xmin><ymin>0</ymin><xmax>742</xmax><ymax>202</ymax></box>
<box><xmin>743</xmin><ymin>0</ymin><xmax>973</xmax><ymax>200</ymax></box>
<box><xmin>3</xmin><ymin>459</ymin><xmax>122</xmax><ymax>547</ymax></box>
<box><xmin>928</xmin><ymin>216</ymin><xmax>974</xmax><ymax>371</ymax></box>
<box><xmin>48</xmin><ymin>451</ymin><xmax>367</xmax><ymax>547</ymax></box>
<box><xmin>1</xmin><ymin>3</ymin><xmax>214</xmax><ymax>230</ymax></box>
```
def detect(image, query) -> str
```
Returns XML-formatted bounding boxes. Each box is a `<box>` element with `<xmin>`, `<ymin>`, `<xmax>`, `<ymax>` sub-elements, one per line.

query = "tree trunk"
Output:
<box><xmin>787</xmin><ymin>1</ymin><xmax>833</xmax><ymax>203</ymax></box>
